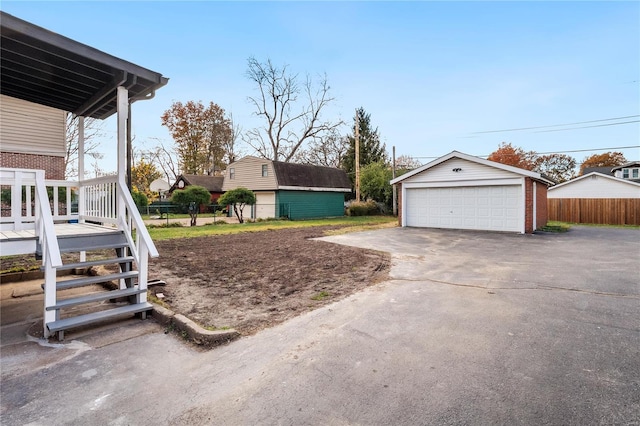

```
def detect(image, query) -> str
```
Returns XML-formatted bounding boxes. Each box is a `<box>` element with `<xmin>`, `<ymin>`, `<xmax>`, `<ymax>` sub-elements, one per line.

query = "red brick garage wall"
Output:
<box><xmin>396</xmin><ymin>183</ymin><xmax>402</xmax><ymax>226</ymax></box>
<box><xmin>0</xmin><ymin>152</ymin><xmax>65</xmax><ymax>179</ymax></box>
<box><xmin>536</xmin><ymin>182</ymin><xmax>548</xmax><ymax>229</ymax></box>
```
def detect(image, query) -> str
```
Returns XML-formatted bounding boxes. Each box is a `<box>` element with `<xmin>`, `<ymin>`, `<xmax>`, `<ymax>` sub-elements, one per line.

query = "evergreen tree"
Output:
<box><xmin>342</xmin><ymin>107</ymin><xmax>388</xmax><ymax>186</ymax></box>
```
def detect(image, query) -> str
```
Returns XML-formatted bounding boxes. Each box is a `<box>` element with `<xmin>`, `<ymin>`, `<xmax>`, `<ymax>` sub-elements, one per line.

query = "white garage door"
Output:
<box><xmin>254</xmin><ymin>192</ymin><xmax>276</xmax><ymax>219</ymax></box>
<box><xmin>405</xmin><ymin>186</ymin><xmax>521</xmax><ymax>232</ymax></box>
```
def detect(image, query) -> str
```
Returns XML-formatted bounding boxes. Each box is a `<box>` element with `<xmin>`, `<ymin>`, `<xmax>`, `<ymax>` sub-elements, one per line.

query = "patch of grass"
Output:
<box><xmin>538</xmin><ymin>221</ymin><xmax>572</xmax><ymax>233</ymax></box>
<box><xmin>571</xmin><ymin>222</ymin><xmax>640</xmax><ymax>230</ymax></box>
<box><xmin>148</xmin><ymin>216</ymin><xmax>397</xmax><ymax>241</ymax></box>
<box><xmin>311</xmin><ymin>291</ymin><xmax>330</xmax><ymax>301</ymax></box>
<box><xmin>0</xmin><ymin>264</ymin><xmax>40</xmax><ymax>274</ymax></box>
<box><xmin>147</xmin><ymin>293</ymin><xmax>169</xmax><ymax>308</ymax></box>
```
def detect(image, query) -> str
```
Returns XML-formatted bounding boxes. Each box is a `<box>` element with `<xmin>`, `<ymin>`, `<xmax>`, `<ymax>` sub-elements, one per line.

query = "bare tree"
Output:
<box><xmin>224</xmin><ymin>112</ymin><xmax>245</xmax><ymax>166</ymax></box>
<box><xmin>64</xmin><ymin>114</ymin><xmax>104</xmax><ymax>179</ymax></box>
<box><xmin>144</xmin><ymin>139</ymin><xmax>181</xmax><ymax>184</ymax></box>
<box><xmin>244</xmin><ymin>57</ymin><xmax>342</xmax><ymax>162</ymax></box>
<box><xmin>297</xmin><ymin>128</ymin><xmax>348</xmax><ymax>168</ymax></box>
<box><xmin>395</xmin><ymin>155</ymin><xmax>422</xmax><ymax>171</ymax></box>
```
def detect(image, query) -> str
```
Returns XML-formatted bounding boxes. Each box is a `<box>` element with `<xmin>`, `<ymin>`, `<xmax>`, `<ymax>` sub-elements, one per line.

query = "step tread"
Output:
<box><xmin>46</xmin><ymin>303</ymin><xmax>153</xmax><ymax>332</ymax></box>
<box><xmin>59</xmin><ymin>242</ymin><xmax>129</xmax><ymax>253</ymax></box>
<box><xmin>46</xmin><ymin>287</ymin><xmax>144</xmax><ymax>310</ymax></box>
<box><xmin>56</xmin><ymin>271</ymin><xmax>138</xmax><ymax>290</ymax></box>
<box><xmin>47</xmin><ymin>256</ymin><xmax>135</xmax><ymax>271</ymax></box>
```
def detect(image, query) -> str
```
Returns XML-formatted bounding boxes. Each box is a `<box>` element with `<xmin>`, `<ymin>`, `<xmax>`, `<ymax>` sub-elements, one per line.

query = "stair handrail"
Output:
<box><xmin>116</xmin><ymin>180</ymin><xmax>159</xmax><ymax>258</ymax></box>
<box><xmin>34</xmin><ymin>170</ymin><xmax>62</xmax><ymax>267</ymax></box>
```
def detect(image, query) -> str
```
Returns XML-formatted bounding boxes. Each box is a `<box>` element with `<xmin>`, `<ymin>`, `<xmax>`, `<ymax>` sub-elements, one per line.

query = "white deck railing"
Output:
<box><xmin>1</xmin><ymin>167</ymin><xmax>158</xmax><ymax>262</ymax></box>
<box><xmin>1</xmin><ymin>168</ymin><xmax>79</xmax><ymax>231</ymax></box>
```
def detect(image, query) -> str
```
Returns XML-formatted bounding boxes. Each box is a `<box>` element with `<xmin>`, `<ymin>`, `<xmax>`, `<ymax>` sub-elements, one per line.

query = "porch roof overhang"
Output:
<box><xmin>0</xmin><ymin>11</ymin><xmax>168</xmax><ymax>120</ymax></box>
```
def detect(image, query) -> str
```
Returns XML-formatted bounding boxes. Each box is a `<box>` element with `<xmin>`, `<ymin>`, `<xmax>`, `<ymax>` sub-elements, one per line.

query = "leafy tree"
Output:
<box><xmin>64</xmin><ymin>114</ymin><xmax>104</xmax><ymax>179</ymax></box>
<box><xmin>132</xmin><ymin>190</ymin><xmax>149</xmax><ymax>208</ymax></box>
<box><xmin>343</xmin><ymin>107</ymin><xmax>388</xmax><ymax>187</ymax></box>
<box><xmin>217</xmin><ymin>187</ymin><xmax>256</xmax><ymax>224</ymax></box>
<box><xmin>244</xmin><ymin>57</ymin><xmax>342</xmax><ymax>162</ymax></box>
<box><xmin>161</xmin><ymin>101</ymin><xmax>233</xmax><ymax>175</ymax></box>
<box><xmin>533</xmin><ymin>154</ymin><xmax>576</xmax><ymax>183</ymax></box>
<box><xmin>171</xmin><ymin>185</ymin><xmax>211</xmax><ymax>226</ymax></box>
<box><xmin>131</xmin><ymin>158</ymin><xmax>162</xmax><ymax>200</ymax></box>
<box><xmin>487</xmin><ymin>142</ymin><xmax>537</xmax><ymax>170</ymax></box>
<box><xmin>360</xmin><ymin>161</ymin><xmax>393</xmax><ymax>210</ymax></box>
<box><xmin>579</xmin><ymin>152</ymin><xmax>627</xmax><ymax>175</ymax></box>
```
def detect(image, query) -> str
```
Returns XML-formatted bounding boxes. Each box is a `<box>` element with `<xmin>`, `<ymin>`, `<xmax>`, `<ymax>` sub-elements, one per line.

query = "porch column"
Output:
<box><xmin>78</xmin><ymin>116</ymin><xmax>85</xmax><ymax>222</ymax></box>
<box><xmin>117</xmin><ymin>86</ymin><xmax>128</xmax><ymax>219</ymax></box>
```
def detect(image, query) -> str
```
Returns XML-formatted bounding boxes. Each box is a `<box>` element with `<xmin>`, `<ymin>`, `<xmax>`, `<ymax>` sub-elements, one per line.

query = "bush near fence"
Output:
<box><xmin>548</xmin><ymin>198</ymin><xmax>640</xmax><ymax>226</ymax></box>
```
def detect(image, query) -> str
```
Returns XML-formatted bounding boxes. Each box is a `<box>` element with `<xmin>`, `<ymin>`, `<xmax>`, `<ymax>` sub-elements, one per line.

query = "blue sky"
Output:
<box><xmin>2</xmin><ymin>1</ymin><xmax>639</xmax><ymax>173</ymax></box>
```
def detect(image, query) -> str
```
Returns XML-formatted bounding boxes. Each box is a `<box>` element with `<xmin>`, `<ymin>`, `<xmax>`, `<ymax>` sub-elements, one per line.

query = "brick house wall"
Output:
<box><xmin>0</xmin><ymin>152</ymin><xmax>65</xmax><ymax>180</ymax></box>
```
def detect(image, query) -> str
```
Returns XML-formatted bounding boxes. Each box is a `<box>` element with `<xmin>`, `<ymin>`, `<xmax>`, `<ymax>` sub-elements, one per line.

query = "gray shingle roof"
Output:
<box><xmin>172</xmin><ymin>174</ymin><xmax>224</xmax><ymax>192</ymax></box>
<box><xmin>272</xmin><ymin>161</ymin><xmax>351</xmax><ymax>189</ymax></box>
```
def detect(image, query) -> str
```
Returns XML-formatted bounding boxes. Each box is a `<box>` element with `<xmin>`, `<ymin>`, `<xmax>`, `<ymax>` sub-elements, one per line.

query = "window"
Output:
<box><xmin>229</xmin><ymin>168</ymin><xmax>235</xmax><ymax>179</ymax></box>
<box><xmin>262</xmin><ymin>164</ymin><xmax>268</xmax><ymax>177</ymax></box>
<box><xmin>622</xmin><ymin>169</ymin><xmax>629</xmax><ymax>179</ymax></box>
<box><xmin>633</xmin><ymin>168</ymin><xmax>639</xmax><ymax>179</ymax></box>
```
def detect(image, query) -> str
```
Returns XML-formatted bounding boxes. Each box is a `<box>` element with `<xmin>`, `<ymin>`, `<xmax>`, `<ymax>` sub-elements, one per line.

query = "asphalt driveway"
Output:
<box><xmin>1</xmin><ymin>226</ymin><xmax>639</xmax><ymax>425</ymax></box>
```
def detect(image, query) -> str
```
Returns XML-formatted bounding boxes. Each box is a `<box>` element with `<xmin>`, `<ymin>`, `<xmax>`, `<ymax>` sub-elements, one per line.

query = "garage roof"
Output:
<box><xmin>0</xmin><ymin>12</ymin><xmax>168</xmax><ymax>120</ymax></box>
<box><xmin>390</xmin><ymin>151</ymin><xmax>555</xmax><ymax>186</ymax></box>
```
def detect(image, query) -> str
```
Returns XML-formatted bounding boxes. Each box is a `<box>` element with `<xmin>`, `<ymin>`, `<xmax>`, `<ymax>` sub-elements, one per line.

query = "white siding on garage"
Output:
<box><xmin>405</xmin><ymin>185</ymin><xmax>522</xmax><ymax>232</ymax></box>
<box><xmin>0</xmin><ymin>94</ymin><xmax>66</xmax><ymax>156</ymax></box>
<box><xmin>548</xmin><ymin>174</ymin><xmax>640</xmax><ymax>199</ymax></box>
<box><xmin>253</xmin><ymin>192</ymin><xmax>276</xmax><ymax>219</ymax></box>
<box><xmin>402</xmin><ymin>158</ymin><xmax>517</xmax><ymax>184</ymax></box>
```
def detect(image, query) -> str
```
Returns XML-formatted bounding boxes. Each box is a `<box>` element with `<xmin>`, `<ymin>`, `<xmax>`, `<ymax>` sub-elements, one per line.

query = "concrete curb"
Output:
<box><xmin>150</xmin><ymin>303</ymin><xmax>240</xmax><ymax>348</ymax></box>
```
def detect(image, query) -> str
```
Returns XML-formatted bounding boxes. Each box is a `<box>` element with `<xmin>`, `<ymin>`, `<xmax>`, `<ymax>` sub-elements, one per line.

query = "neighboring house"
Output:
<box><xmin>547</xmin><ymin>172</ymin><xmax>640</xmax><ymax>225</ymax></box>
<box><xmin>222</xmin><ymin>156</ymin><xmax>351</xmax><ymax>220</ymax></box>
<box><xmin>169</xmin><ymin>174</ymin><xmax>224</xmax><ymax>204</ymax></box>
<box><xmin>582</xmin><ymin>166</ymin><xmax>614</xmax><ymax>177</ymax></box>
<box><xmin>612</xmin><ymin>161</ymin><xmax>640</xmax><ymax>183</ymax></box>
<box><xmin>390</xmin><ymin>151</ymin><xmax>554</xmax><ymax>234</ymax></box>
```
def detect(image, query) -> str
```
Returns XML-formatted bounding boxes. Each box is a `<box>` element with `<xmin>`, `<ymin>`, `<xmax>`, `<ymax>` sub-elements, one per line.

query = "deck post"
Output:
<box><xmin>43</xmin><ymin>252</ymin><xmax>57</xmax><ymax>338</ymax></box>
<box><xmin>11</xmin><ymin>171</ymin><xmax>23</xmax><ymax>230</ymax></box>
<box><xmin>78</xmin><ymin>116</ymin><xmax>86</xmax><ymax>262</ymax></box>
<box><xmin>116</xmin><ymin>86</ymin><xmax>128</xmax><ymax>221</ymax></box>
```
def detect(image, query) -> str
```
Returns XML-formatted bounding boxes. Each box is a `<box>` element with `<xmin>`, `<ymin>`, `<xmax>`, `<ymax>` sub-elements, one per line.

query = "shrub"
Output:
<box><xmin>132</xmin><ymin>190</ymin><xmax>149</xmax><ymax>208</ymax></box>
<box><xmin>347</xmin><ymin>200</ymin><xmax>380</xmax><ymax>216</ymax></box>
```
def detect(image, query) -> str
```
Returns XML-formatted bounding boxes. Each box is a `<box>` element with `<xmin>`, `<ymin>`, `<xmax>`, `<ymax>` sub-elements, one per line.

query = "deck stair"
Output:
<box><xmin>43</xmin><ymin>229</ymin><xmax>152</xmax><ymax>340</ymax></box>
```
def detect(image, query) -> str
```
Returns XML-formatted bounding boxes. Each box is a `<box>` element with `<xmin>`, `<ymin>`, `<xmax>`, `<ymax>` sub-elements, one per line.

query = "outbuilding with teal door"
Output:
<box><xmin>222</xmin><ymin>156</ymin><xmax>352</xmax><ymax>220</ymax></box>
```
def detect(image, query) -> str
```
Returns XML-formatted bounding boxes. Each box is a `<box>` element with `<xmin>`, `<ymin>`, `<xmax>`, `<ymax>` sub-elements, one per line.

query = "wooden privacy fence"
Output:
<box><xmin>548</xmin><ymin>198</ymin><xmax>640</xmax><ymax>225</ymax></box>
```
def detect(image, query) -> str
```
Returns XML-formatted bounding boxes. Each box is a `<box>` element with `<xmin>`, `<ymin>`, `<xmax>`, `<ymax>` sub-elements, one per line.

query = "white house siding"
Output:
<box><xmin>222</xmin><ymin>156</ymin><xmax>277</xmax><ymax>192</ymax></box>
<box><xmin>0</xmin><ymin>95</ymin><xmax>66</xmax><ymax>157</ymax></box>
<box><xmin>548</xmin><ymin>175</ymin><xmax>640</xmax><ymax>199</ymax></box>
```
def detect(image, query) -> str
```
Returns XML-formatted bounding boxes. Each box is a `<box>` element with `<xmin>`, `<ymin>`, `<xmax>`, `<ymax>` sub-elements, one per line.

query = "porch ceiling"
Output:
<box><xmin>0</xmin><ymin>12</ymin><xmax>168</xmax><ymax>120</ymax></box>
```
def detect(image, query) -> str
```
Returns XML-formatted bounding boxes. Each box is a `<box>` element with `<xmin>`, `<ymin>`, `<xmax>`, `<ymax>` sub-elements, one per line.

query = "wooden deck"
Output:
<box><xmin>1</xmin><ymin>223</ymin><xmax>119</xmax><ymax>256</ymax></box>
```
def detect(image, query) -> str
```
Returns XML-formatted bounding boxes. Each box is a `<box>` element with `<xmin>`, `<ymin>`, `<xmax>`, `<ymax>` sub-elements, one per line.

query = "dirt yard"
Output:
<box><xmin>148</xmin><ymin>226</ymin><xmax>390</xmax><ymax>335</ymax></box>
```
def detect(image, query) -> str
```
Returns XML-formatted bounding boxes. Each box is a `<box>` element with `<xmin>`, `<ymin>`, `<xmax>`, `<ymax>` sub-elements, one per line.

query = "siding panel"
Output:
<box><xmin>0</xmin><ymin>95</ymin><xmax>66</xmax><ymax>156</ymax></box>
<box><xmin>278</xmin><ymin>191</ymin><xmax>345</xmax><ymax>220</ymax></box>
<box><xmin>222</xmin><ymin>156</ymin><xmax>277</xmax><ymax>191</ymax></box>
<box><xmin>404</xmin><ymin>158</ymin><xmax>517</xmax><ymax>184</ymax></box>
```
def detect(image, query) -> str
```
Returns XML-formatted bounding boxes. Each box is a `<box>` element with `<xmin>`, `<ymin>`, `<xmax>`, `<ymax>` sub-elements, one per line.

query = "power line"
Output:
<box><xmin>412</xmin><ymin>145</ymin><xmax>640</xmax><ymax>160</ymax></box>
<box><xmin>472</xmin><ymin>115</ymin><xmax>640</xmax><ymax>134</ymax></box>
<box><xmin>534</xmin><ymin>120</ymin><xmax>640</xmax><ymax>133</ymax></box>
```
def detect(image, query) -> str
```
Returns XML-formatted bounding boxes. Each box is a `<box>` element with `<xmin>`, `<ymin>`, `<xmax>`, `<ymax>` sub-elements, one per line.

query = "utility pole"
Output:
<box><xmin>392</xmin><ymin>145</ymin><xmax>397</xmax><ymax>216</ymax></box>
<box><xmin>355</xmin><ymin>109</ymin><xmax>360</xmax><ymax>202</ymax></box>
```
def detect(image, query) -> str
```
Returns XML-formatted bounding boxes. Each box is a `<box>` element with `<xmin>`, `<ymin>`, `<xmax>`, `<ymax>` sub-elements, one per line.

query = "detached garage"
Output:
<box><xmin>391</xmin><ymin>151</ymin><xmax>554</xmax><ymax>234</ymax></box>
